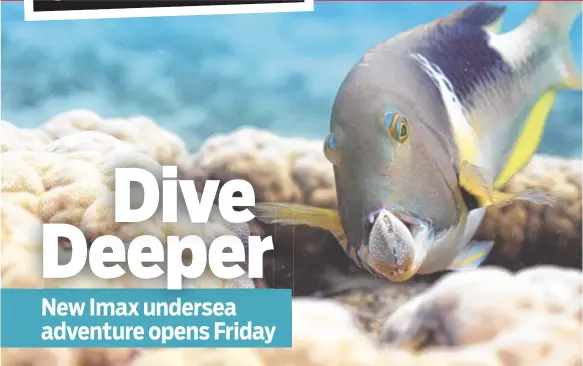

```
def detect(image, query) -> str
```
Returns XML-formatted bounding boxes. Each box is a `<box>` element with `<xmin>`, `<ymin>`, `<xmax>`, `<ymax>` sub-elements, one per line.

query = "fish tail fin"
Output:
<box><xmin>532</xmin><ymin>2</ymin><xmax>581</xmax><ymax>33</ymax></box>
<box><xmin>532</xmin><ymin>2</ymin><xmax>582</xmax><ymax>90</ymax></box>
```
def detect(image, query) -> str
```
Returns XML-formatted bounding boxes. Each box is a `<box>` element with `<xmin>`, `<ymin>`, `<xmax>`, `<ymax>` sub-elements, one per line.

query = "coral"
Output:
<box><xmin>1</xmin><ymin>348</ymin><xmax>77</xmax><ymax>366</ymax></box>
<box><xmin>38</xmin><ymin>109</ymin><xmax>193</xmax><ymax>173</ymax></box>
<box><xmin>189</xmin><ymin>127</ymin><xmax>583</xmax><ymax>292</ymax></box>
<box><xmin>0</xmin><ymin>347</ymin><xmax>140</xmax><ymax>366</ymax></box>
<box><xmin>188</xmin><ymin>127</ymin><xmax>334</xmax><ymax>207</ymax></box>
<box><xmin>380</xmin><ymin>266</ymin><xmax>582</xmax><ymax>366</ymax></box>
<box><xmin>1</xmin><ymin>125</ymin><xmax>253</xmax><ymax>290</ymax></box>
<box><xmin>1</xmin><ymin>120</ymin><xmax>52</xmax><ymax>152</ymax></box>
<box><xmin>126</xmin><ymin>298</ymin><xmax>407</xmax><ymax>366</ymax></box>
<box><xmin>124</xmin><ymin>267</ymin><xmax>581</xmax><ymax>366</ymax></box>
<box><xmin>330</xmin><ymin>279</ymin><xmax>432</xmax><ymax>335</ymax></box>
<box><xmin>477</xmin><ymin>155</ymin><xmax>583</xmax><ymax>270</ymax></box>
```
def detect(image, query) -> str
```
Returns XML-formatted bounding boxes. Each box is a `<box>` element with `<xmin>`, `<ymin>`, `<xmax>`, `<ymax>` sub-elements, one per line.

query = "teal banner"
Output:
<box><xmin>1</xmin><ymin>288</ymin><xmax>292</xmax><ymax>348</ymax></box>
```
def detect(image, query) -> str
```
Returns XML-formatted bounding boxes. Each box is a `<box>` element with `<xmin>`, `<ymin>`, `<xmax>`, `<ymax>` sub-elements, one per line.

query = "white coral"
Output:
<box><xmin>2</xmin><ymin>126</ymin><xmax>253</xmax><ymax>290</ymax></box>
<box><xmin>1</xmin><ymin>120</ymin><xmax>52</xmax><ymax>152</ymax></box>
<box><xmin>39</xmin><ymin>109</ymin><xmax>192</xmax><ymax>171</ymax></box>
<box><xmin>128</xmin><ymin>298</ymin><xmax>408</xmax><ymax>366</ymax></box>
<box><xmin>380</xmin><ymin>266</ymin><xmax>582</xmax><ymax>365</ymax></box>
<box><xmin>190</xmin><ymin>127</ymin><xmax>335</xmax><ymax>206</ymax></box>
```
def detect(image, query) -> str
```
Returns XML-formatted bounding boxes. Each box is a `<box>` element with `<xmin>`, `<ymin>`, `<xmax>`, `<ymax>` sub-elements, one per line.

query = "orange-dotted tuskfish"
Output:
<box><xmin>251</xmin><ymin>2</ymin><xmax>582</xmax><ymax>282</ymax></box>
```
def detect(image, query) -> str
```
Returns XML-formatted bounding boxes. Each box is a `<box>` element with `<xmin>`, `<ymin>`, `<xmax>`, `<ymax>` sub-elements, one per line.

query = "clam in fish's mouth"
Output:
<box><xmin>365</xmin><ymin>209</ymin><xmax>419</xmax><ymax>280</ymax></box>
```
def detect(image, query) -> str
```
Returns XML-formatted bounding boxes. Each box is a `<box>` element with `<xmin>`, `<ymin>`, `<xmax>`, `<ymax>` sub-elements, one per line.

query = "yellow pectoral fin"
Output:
<box><xmin>460</xmin><ymin>160</ymin><xmax>557</xmax><ymax>209</ymax></box>
<box><xmin>459</xmin><ymin>160</ymin><xmax>496</xmax><ymax>207</ymax></box>
<box><xmin>494</xmin><ymin>88</ymin><xmax>558</xmax><ymax>189</ymax></box>
<box><xmin>249</xmin><ymin>202</ymin><xmax>345</xmax><ymax>237</ymax></box>
<box><xmin>250</xmin><ymin>202</ymin><xmax>365</xmax><ymax>267</ymax></box>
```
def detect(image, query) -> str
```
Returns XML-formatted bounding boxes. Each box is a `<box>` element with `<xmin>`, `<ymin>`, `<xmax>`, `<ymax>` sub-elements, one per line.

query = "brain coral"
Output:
<box><xmin>35</xmin><ymin>109</ymin><xmax>192</xmax><ymax>173</ymax></box>
<box><xmin>380</xmin><ymin>266</ymin><xmax>582</xmax><ymax>366</ymax></box>
<box><xmin>1</xmin><ymin>125</ymin><xmax>254</xmax><ymax>290</ymax></box>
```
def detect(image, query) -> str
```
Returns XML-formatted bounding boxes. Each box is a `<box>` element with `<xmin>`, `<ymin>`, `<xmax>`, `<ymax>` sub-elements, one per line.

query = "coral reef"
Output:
<box><xmin>3</xmin><ymin>109</ymin><xmax>192</xmax><ymax>173</ymax></box>
<box><xmin>2</xmin><ymin>113</ymin><xmax>582</xmax><ymax>366</ymax></box>
<box><xmin>39</xmin><ymin>110</ymin><xmax>193</xmax><ymax>173</ymax></box>
<box><xmin>1</xmin><ymin>120</ymin><xmax>52</xmax><ymax>152</ymax></box>
<box><xmin>1</xmin><ymin>120</ymin><xmax>253</xmax><ymax>290</ymax></box>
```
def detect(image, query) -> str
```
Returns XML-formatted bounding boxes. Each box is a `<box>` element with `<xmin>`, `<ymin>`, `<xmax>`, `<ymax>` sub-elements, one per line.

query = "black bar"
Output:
<box><xmin>33</xmin><ymin>0</ymin><xmax>304</xmax><ymax>12</ymax></box>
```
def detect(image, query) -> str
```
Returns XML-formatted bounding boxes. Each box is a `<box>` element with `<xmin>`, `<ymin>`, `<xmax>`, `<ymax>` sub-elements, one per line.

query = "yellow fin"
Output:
<box><xmin>460</xmin><ymin>160</ymin><xmax>556</xmax><ymax>208</ymax></box>
<box><xmin>250</xmin><ymin>202</ymin><xmax>365</xmax><ymax>266</ymax></box>
<box><xmin>249</xmin><ymin>202</ymin><xmax>344</xmax><ymax>237</ymax></box>
<box><xmin>448</xmin><ymin>240</ymin><xmax>495</xmax><ymax>271</ymax></box>
<box><xmin>493</xmin><ymin>89</ymin><xmax>557</xmax><ymax>188</ymax></box>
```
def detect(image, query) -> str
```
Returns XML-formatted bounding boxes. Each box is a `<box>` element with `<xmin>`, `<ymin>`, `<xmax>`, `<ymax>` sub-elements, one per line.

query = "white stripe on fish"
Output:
<box><xmin>411</xmin><ymin>53</ymin><xmax>485</xmax><ymax>169</ymax></box>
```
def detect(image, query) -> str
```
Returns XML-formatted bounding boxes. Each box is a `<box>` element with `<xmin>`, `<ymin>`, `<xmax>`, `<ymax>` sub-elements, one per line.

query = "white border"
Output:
<box><xmin>23</xmin><ymin>0</ymin><xmax>314</xmax><ymax>21</ymax></box>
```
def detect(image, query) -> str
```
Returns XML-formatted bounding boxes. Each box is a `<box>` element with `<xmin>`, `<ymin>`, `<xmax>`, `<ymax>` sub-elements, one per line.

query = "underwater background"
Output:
<box><xmin>2</xmin><ymin>1</ymin><xmax>582</xmax><ymax>156</ymax></box>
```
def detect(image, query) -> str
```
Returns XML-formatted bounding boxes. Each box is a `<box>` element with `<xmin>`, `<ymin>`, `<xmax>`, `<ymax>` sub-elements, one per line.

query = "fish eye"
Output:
<box><xmin>323</xmin><ymin>133</ymin><xmax>340</xmax><ymax>164</ymax></box>
<box><xmin>383</xmin><ymin>112</ymin><xmax>409</xmax><ymax>143</ymax></box>
<box><xmin>326</xmin><ymin>134</ymin><xmax>335</xmax><ymax>150</ymax></box>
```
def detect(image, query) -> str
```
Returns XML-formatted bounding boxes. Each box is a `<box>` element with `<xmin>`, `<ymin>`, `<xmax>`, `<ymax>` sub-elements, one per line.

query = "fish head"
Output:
<box><xmin>325</xmin><ymin>56</ymin><xmax>461</xmax><ymax>281</ymax></box>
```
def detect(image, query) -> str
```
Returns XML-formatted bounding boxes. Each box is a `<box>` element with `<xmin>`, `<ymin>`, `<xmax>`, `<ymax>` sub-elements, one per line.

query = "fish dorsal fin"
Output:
<box><xmin>448</xmin><ymin>3</ymin><xmax>507</xmax><ymax>33</ymax></box>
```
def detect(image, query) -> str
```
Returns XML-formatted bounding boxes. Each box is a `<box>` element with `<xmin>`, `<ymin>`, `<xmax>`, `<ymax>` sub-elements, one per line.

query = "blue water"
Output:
<box><xmin>2</xmin><ymin>2</ymin><xmax>582</xmax><ymax>156</ymax></box>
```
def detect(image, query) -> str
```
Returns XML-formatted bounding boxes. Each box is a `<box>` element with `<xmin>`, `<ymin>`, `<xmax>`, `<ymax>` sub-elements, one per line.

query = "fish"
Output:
<box><xmin>249</xmin><ymin>2</ymin><xmax>582</xmax><ymax>282</ymax></box>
